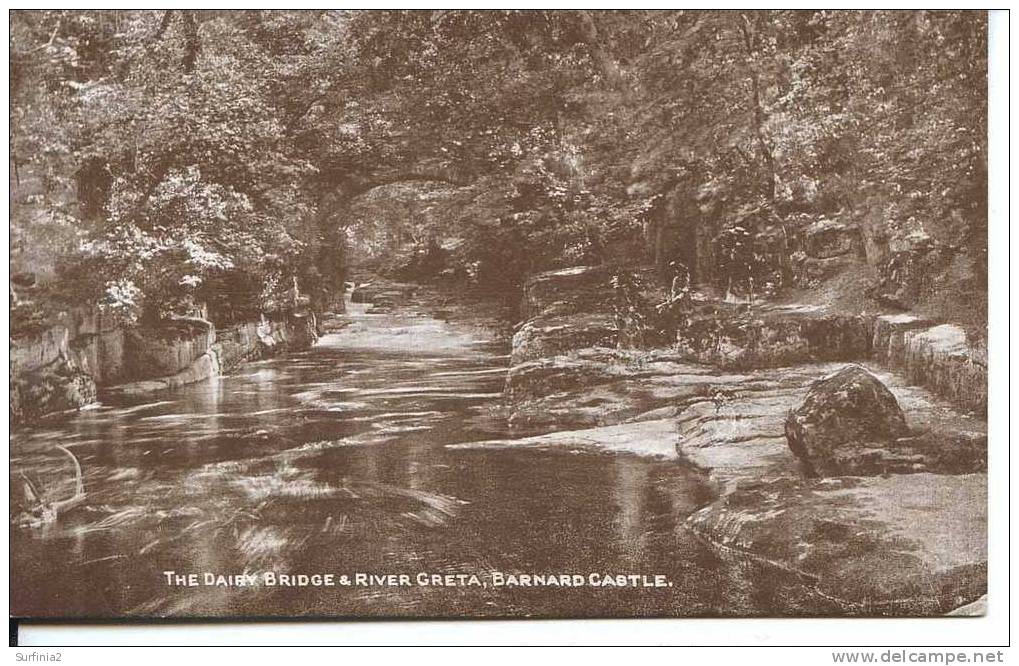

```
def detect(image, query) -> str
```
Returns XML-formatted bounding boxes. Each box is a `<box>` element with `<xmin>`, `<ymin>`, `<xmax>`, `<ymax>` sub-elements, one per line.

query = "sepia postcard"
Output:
<box><xmin>9</xmin><ymin>9</ymin><xmax>989</xmax><ymax>626</ymax></box>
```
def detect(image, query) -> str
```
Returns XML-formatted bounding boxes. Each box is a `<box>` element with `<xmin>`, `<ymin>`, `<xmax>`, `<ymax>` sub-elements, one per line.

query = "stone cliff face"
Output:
<box><xmin>105</xmin><ymin>311</ymin><xmax>319</xmax><ymax>399</ymax></box>
<box><xmin>10</xmin><ymin>307</ymin><xmax>321</xmax><ymax>425</ymax></box>
<box><xmin>9</xmin><ymin>307</ymin><xmax>118</xmax><ymax>424</ymax></box>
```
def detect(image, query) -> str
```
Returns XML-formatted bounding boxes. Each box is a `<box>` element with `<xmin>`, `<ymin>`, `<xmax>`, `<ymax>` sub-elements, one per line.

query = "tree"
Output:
<box><xmin>10</xmin><ymin>10</ymin><xmax>988</xmax><ymax>331</ymax></box>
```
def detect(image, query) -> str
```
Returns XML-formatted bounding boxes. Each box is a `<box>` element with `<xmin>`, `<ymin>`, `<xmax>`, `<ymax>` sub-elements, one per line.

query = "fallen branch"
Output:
<box><xmin>14</xmin><ymin>445</ymin><xmax>86</xmax><ymax>528</ymax></box>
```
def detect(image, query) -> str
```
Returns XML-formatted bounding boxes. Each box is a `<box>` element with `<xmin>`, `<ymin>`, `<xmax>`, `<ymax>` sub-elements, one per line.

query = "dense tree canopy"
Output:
<box><xmin>10</xmin><ymin>10</ymin><xmax>987</xmax><ymax>329</ymax></box>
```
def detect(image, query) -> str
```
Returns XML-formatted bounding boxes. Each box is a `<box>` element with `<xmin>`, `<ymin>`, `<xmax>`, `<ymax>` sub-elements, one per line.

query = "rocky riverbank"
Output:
<box><xmin>10</xmin><ymin>307</ymin><xmax>321</xmax><ymax>426</ymax></box>
<box><xmin>472</xmin><ymin>265</ymin><xmax>988</xmax><ymax>615</ymax></box>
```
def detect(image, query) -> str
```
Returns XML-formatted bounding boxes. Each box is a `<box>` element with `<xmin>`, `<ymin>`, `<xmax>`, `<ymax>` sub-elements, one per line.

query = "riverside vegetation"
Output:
<box><xmin>10</xmin><ymin>11</ymin><xmax>987</xmax><ymax>617</ymax></box>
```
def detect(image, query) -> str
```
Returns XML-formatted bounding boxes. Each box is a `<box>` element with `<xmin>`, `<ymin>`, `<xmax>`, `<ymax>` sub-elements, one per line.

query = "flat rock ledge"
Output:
<box><xmin>686</xmin><ymin>473</ymin><xmax>986</xmax><ymax>615</ymax></box>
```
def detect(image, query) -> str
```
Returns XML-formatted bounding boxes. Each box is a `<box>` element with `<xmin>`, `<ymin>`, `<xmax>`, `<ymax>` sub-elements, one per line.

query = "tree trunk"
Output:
<box><xmin>181</xmin><ymin>11</ymin><xmax>200</xmax><ymax>72</ymax></box>
<box><xmin>739</xmin><ymin>13</ymin><xmax>776</xmax><ymax>201</ymax></box>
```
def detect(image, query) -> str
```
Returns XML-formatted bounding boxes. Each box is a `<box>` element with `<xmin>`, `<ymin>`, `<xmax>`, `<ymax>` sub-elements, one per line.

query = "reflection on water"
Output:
<box><xmin>11</xmin><ymin>300</ymin><xmax>838</xmax><ymax>618</ymax></box>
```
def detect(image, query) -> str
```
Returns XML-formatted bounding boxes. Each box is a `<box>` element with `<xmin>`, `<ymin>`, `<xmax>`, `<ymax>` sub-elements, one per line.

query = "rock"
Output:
<box><xmin>675</xmin><ymin>385</ymin><xmax>807</xmax><ymax>485</ymax></box>
<box><xmin>899</xmin><ymin>324</ymin><xmax>986</xmax><ymax>416</ymax></box>
<box><xmin>11</xmin><ymin>301</ymin><xmax>324</xmax><ymax>422</ymax></box>
<box><xmin>791</xmin><ymin>252</ymin><xmax>855</xmax><ymax>287</ymax></box>
<box><xmin>494</xmin><ymin>315</ymin><xmax>987</xmax><ymax>615</ymax></box>
<box><xmin>505</xmin><ymin>348</ymin><xmax>632</xmax><ymax>402</ymax></box>
<box><xmin>673</xmin><ymin>362</ymin><xmax>985</xmax><ymax>483</ymax></box>
<box><xmin>898</xmin><ymin>429</ymin><xmax>987</xmax><ymax>474</ymax></box>
<box><xmin>676</xmin><ymin>305</ymin><xmax>874</xmax><ymax>370</ymax></box>
<box><xmin>9</xmin><ymin>310</ymin><xmax>124</xmax><ymax>423</ymax></box>
<box><xmin>785</xmin><ymin>364</ymin><xmax>910</xmax><ymax>476</ymax></box>
<box><xmin>104</xmin><ymin>313</ymin><xmax>317</xmax><ymax>398</ymax></box>
<box><xmin>520</xmin><ymin>265</ymin><xmax>610</xmax><ymax>320</ymax></box>
<box><xmin>11</xmin><ymin>360</ymin><xmax>97</xmax><ymax>426</ymax></box>
<box><xmin>392</xmin><ymin>239</ymin><xmax>450</xmax><ymax>281</ymax></box>
<box><xmin>510</xmin><ymin>313</ymin><xmax>616</xmax><ymax>365</ymax></box>
<box><xmin>802</xmin><ymin>218</ymin><xmax>860</xmax><ymax>259</ymax></box>
<box><xmin>123</xmin><ymin>322</ymin><xmax>215</xmax><ymax>380</ymax></box>
<box><xmin>872</xmin><ymin>288</ymin><xmax>913</xmax><ymax>311</ymax></box>
<box><xmin>10</xmin><ymin>323</ymin><xmax>72</xmax><ymax>375</ymax></box>
<box><xmin>350</xmin><ymin>280</ymin><xmax>418</xmax><ymax>306</ymax></box>
<box><xmin>889</xmin><ymin>229</ymin><xmax>934</xmax><ymax>255</ymax></box>
<box><xmin>686</xmin><ymin>473</ymin><xmax>987</xmax><ymax>614</ymax></box>
<box><xmin>864</xmin><ymin>317</ymin><xmax>986</xmax><ymax>415</ymax></box>
<box><xmin>497</xmin><ymin>253</ymin><xmax>987</xmax><ymax>616</ymax></box>
<box><xmin>105</xmin><ymin>351</ymin><xmax>220</xmax><ymax>398</ymax></box>
<box><xmin>870</xmin><ymin>235</ymin><xmax>953</xmax><ymax>310</ymax></box>
<box><xmin>871</xmin><ymin>314</ymin><xmax>934</xmax><ymax>364</ymax></box>
<box><xmin>289</xmin><ymin>312</ymin><xmax>319</xmax><ymax>347</ymax></box>
<box><xmin>214</xmin><ymin>321</ymin><xmax>263</xmax><ymax>371</ymax></box>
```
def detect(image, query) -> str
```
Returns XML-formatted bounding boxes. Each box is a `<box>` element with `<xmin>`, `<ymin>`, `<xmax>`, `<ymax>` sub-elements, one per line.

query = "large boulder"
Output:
<box><xmin>785</xmin><ymin>364</ymin><xmax>910</xmax><ymax>476</ymax></box>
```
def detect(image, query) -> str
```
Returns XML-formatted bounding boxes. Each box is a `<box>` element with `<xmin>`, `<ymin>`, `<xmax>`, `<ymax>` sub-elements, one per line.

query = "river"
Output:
<box><xmin>11</xmin><ymin>293</ymin><xmax>840</xmax><ymax>619</ymax></box>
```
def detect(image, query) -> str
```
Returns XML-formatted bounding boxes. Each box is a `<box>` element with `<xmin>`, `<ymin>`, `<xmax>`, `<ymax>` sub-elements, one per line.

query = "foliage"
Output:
<box><xmin>10</xmin><ymin>10</ymin><xmax>987</xmax><ymax>329</ymax></box>
<box><xmin>11</xmin><ymin>10</ymin><xmax>345</xmax><ymax>325</ymax></box>
<box><xmin>335</xmin><ymin>10</ymin><xmax>985</xmax><ymax>308</ymax></box>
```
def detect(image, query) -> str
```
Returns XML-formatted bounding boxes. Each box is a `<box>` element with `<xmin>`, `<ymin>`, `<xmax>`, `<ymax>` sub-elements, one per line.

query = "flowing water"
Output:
<box><xmin>11</xmin><ymin>295</ymin><xmax>838</xmax><ymax>619</ymax></box>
